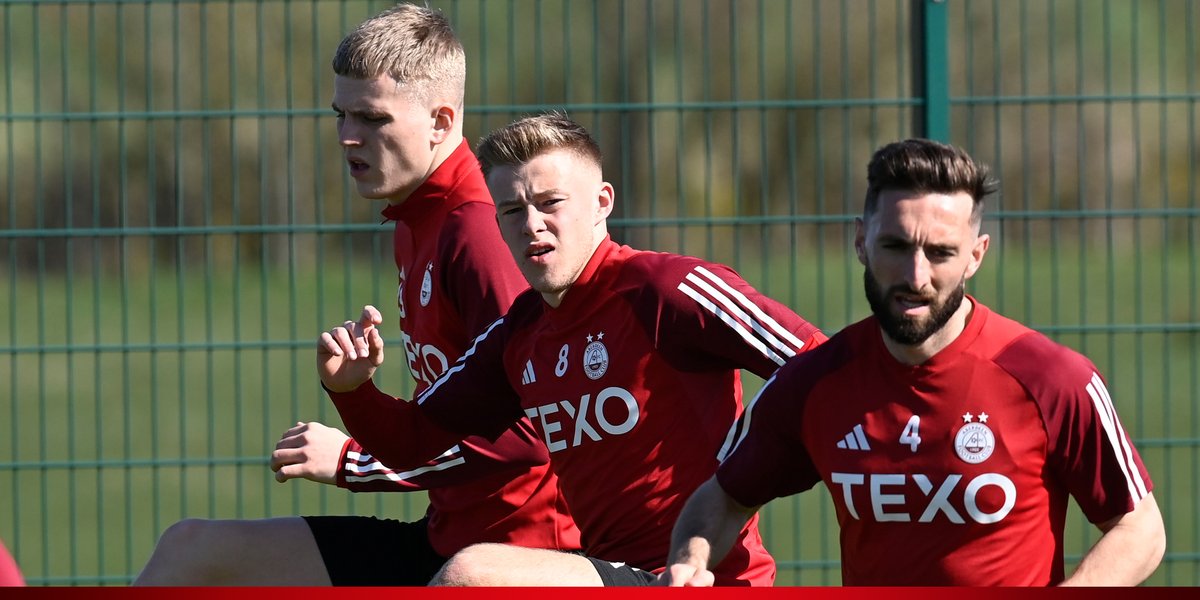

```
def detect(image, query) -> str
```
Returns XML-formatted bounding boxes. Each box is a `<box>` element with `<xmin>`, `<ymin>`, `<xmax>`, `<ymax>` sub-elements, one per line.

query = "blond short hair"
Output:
<box><xmin>332</xmin><ymin>3</ymin><xmax>465</xmax><ymax>106</ymax></box>
<box><xmin>476</xmin><ymin>113</ymin><xmax>603</xmax><ymax>178</ymax></box>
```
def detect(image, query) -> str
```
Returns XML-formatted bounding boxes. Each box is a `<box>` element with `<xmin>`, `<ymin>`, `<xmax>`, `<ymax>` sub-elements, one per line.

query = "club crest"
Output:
<box><xmin>396</xmin><ymin>268</ymin><xmax>406</xmax><ymax>319</ymax></box>
<box><xmin>582</xmin><ymin>332</ymin><xmax>609</xmax><ymax>380</ymax></box>
<box><xmin>420</xmin><ymin>261</ymin><xmax>434</xmax><ymax>307</ymax></box>
<box><xmin>954</xmin><ymin>411</ymin><xmax>995</xmax><ymax>464</ymax></box>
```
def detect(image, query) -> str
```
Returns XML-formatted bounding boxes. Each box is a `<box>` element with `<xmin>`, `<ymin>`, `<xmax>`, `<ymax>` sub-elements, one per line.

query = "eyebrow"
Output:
<box><xmin>875</xmin><ymin>232</ymin><xmax>910</xmax><ymax>244</ymax></box>
<box><xmin>330</xmin><ymin>102</ymin><xmax>383</xmax><ymax>116</ymax></box>
<box><xmin>499</xmin><ymin>189</ymin><xmax>566</xmax><ymax>204</ymax></box>
<box><xmin>536</xmin><ymin>189</ymin><xmax>565</xmax><ymax>198</ymax></box>
<box><xmin>877</xmin><ymin>233</ymin><xmax>957</xmax><ymax>251</ymax></box>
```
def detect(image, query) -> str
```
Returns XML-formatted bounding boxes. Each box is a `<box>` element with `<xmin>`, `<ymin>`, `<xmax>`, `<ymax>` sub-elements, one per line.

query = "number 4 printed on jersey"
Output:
<box><xmin>899</xmin><ymin>415</ymin><xmax>921</xmax><ymax>452</ymax></box>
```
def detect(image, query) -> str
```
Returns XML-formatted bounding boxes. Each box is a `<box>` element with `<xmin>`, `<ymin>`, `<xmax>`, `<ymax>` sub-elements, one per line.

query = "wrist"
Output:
<box><xmin>321</xmin><ymin>378</ymin><xmax>376</xmax><ymax>396</ymax></box>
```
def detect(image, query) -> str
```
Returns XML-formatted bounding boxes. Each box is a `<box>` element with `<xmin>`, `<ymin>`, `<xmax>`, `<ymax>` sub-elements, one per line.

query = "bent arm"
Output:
<box><xmin>325</xmin><ymin>379</ymin><xmax>467</xmax><ymax>473</ymax></box>
<box><xmin>1061</xmin><ymin>492</ymin><xmax>1165</xmax><ymax>586</ymax></box>
<box><xmin>326</xmin><ymin>320</ymin><xmax>526</xmax><ymax>474</ymax></box>
<box><xmin>661</xmin><ymin>477</ymin><xmax>759</xmax><ymax>587</ymax></box>
<box><xmin>337</xmin><ymin>425</ymin><xmax>550</xmax><ymax>492</ymax></box>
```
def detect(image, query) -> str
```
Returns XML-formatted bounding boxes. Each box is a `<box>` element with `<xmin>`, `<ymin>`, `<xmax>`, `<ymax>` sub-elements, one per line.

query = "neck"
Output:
<box><xmin>541</xmin><ymin>290</ymin><xmax>567</xmax><ymax>308</ymax></box>
<box><xmin>425</xmin><ymin>130</ymin><xmax>464</xmax><ymax>181</ymax></box>
<box><xmin>386</xmin><ymin>131</ymin><xmax>465</xmax><ymax>207</ymax></box>
<box><xmin>541</xmin><ymin>234</ymin><xmax>608</xmax><ymax>309</ymax></box>
<box><xmin>882</xmin><ymin>296</ymin><xmax>975</xmax><ymax>366</ymax></box>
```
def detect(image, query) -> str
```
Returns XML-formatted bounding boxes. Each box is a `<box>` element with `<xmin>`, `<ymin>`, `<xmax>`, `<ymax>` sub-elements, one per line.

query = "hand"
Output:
<box><xmin>317</xmin><ymin>305</ymin><xmax>385</xmax><ymax>392</ymax></box>
<box><xmin>270</xmin><ymin>421</ymin><xmax>351</xmax><ymax>485</ymax></box>
<box><xmin>658</xmin><ymin>564</ymin><xmax>716</xmax><ymax>587</ymax></box>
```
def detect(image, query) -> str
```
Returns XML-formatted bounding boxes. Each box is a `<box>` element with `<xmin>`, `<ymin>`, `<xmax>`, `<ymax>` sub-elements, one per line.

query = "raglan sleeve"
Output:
<box><xmin>637</xmin><ymin>256</ymin><xmax>826</xmax><ymax>378</ymax></box>
<box><xmin>440</xmin><ymin>202</ymin><xmax>528</xmax><ymax>337</ymax></box>
<box><xmin>716</xmin><ymin>361</ymin><xmax>824</xmax><ymax>507</ymax></box>
<box><xmin>326</xmin><ymin>317</ymin><xmax>528</xmax><ymax>475</ymax></box>
<box><xmin>1017</xmin><ymin>340</ymin><xmax>1155</xmax><ymax>525</ymax></box>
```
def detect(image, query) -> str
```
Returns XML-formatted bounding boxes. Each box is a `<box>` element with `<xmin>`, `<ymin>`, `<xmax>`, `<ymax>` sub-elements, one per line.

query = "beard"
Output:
<box><xmin>863</xmin><ymin>265</ymin><xmax>965</xmax><ymax>346</ymax></box>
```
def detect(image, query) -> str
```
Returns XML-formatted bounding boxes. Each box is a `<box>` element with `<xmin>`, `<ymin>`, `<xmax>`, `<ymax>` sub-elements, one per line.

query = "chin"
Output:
<box><xmin>355</xmin><ymin>186</ymin><xmax>390</xmax><ymax>200</ymax></box>
<box><xmin>529</xmin><ymin>278</ymin><xmax>566</xmax><ymax>296</ymax></box>
<box><xmin>522</xmin><ymin>274</ymin><xmax>549</xmax><ymax>293</ymax></box>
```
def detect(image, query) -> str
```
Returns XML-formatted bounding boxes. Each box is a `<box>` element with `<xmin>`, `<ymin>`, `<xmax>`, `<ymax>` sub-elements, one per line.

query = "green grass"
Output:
<box><xmin>2</xmin><ymin>236</ymin><xmax>1197</xmax><ymax>585</ymax></box>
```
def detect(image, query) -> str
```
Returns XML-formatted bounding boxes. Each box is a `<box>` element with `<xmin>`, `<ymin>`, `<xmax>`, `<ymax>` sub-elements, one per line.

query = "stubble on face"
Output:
<box><xmin>490</xmin><ymin>150</ymin><xmax>605</xmax><ymax>307</ymax></box>
<box><xmin>863</xmin><ymin>262</ymin><xmax>966</xmax><ymax>346</ymax></box>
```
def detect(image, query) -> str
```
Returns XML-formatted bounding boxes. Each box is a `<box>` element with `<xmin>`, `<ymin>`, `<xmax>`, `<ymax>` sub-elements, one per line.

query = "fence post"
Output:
<box><xmin>912</xmin><ymin>0</ymin><xmax>950</xmax><ymax>141</ymax></box>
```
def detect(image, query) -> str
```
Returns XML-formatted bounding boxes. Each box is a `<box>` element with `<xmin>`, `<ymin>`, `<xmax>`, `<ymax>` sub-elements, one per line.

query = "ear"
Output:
<box><xmin>853</xmin><ymin>217</ymin><xmax>868</xmax><ymax>266</ymax></box>
<box><xmin>430</xmin><ymin>104</ymin><xmax>456</xmax><ymax>144</ymax></box>
<box><xmin>595</xmin><ymin>182</ymin><xmax>615</xmax><ymax>224</ymax></box>
<box><xmin>963</xmin><ymin>233</ymin><xmax>990</xmax><ymax>280</ymax></box>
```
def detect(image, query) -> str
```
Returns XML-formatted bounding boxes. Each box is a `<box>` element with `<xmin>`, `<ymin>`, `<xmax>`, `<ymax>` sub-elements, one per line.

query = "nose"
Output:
<box><xmin>903</xmin><ymin>250</ymin><xmax>933</xmax><ymax>291</ymax></box>
<box><xmin>521</xmin><ymin>206</ymin><xmax>546</xmax><ymax>237</ymax></box>
<box><xmin>338</xmin><ymin>119</ymin><xmax>360</xmax><ymax>147</ymax></box>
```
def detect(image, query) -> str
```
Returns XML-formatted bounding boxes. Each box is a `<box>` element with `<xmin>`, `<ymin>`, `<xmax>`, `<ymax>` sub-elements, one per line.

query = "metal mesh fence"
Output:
<box><xmin>1</xmin><ymin>0</ymin><xmax>1197</xmax><ymax>585</ymax></box>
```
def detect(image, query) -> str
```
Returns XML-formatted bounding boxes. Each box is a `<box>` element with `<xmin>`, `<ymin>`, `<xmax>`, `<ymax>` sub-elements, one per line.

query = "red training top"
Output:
<box><xmin>330</xmin><ymin>238</ymin><xmax>826</xmax><ymax>585</ymax></box>
<box><xmin>334</xmin><ymin>140</ymin><xmax>579</xmax><ymax>557</ymax></box>
<box><xmin>718</xmin><ymin>298</ymin><xmax>1153</xmax><ymax>585</ymax></box>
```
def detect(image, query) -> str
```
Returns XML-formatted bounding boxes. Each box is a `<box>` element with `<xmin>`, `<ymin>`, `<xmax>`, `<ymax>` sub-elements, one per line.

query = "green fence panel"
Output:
<box><xmin>945</xmin><ymin>0</ymin><xmax>1198</xmax><ymax>585</ymax></box>
<box><xmin>1</xmin><ymin>0</ymin><xmax>1196</xmax><ymax>586</ymax></box>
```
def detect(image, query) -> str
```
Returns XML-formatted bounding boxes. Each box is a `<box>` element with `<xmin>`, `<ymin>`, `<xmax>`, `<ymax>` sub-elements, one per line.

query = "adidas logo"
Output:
<box><xmin>521</xmin><ymin>360</ymin><xmax>537</xmax><ymax>385</ymax></box>
<box><xmin>836</xmin><ymin>424</ymin><xmax>871</xmax><ymax>451</ymax></box>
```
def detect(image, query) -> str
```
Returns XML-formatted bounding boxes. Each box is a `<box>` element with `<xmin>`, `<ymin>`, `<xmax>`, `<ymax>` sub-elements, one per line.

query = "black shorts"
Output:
<box><xmin>302</xmin><ymin>515</ymin><xmax>447</xmax><ymax>586</ymax></box>
<box><xmin>583</xmin><ymin>556</ymin><xmax>658</xmax><ymax>586</ymax></box>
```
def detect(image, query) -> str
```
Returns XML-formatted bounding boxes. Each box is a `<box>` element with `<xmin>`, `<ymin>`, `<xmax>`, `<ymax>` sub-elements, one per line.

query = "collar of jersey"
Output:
<box><xmin>873</xmin><ymin>294</ymin><xmax>990</xmax><ymax>375</ymax></box>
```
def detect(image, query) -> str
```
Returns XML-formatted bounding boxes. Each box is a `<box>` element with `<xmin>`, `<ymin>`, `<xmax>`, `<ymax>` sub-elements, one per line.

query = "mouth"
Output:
<box><xmin>892</xmin><ymin>291</ymin><xmax>932</xmax><ymax>315</ymax></box>
<box><xmin>346</xmin><ymin>157</ymin><xmax>370</xmax><ymax>176</ymax></box>
<box><xmin>525</xmin><ymin>243</ymin><xmax>554</xmax><ymax>262</ymax></box>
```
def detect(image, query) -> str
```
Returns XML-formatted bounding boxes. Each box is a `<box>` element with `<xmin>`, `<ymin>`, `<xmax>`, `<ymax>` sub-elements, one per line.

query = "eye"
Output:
<box><xmin>499</xmin><ymin>205</ymin><xmax>523</xmax><ymax>217</ymax></box>
<box><xmin>364</xmin><ymin>115</ymin><xmax>391</xmax><ymax>125</ymax></box>
<box><xmin>334</xmin><ymin>110</ymin><xmax>345</xmax><ymax>121</ymax></box>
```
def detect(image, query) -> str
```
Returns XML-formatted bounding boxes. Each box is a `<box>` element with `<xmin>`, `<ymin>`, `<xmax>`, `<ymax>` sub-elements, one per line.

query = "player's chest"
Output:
<box><xmin>395</xmin><ymin>257</ymin><xmax>440</xmax><ymax>324</ymax></box>
<box><xmin>392</xmin><ymin>220</ymin><xmax>447</xmax><ymax>322</ymax></box>
<box><xmin>804</xmin><ymin>366</ymin><xmax>1047</xmax><ymax>479</ymax></box>
<box><xmin>505</xmin><ymin>308</ymin><xmax>659</xmax><ymax>453</ymax></box>
<box><xmin>392</xmin><ymin>229</ymin><xmax>464</xmax><ymax>386</ymax></box>
<box><xmin>803</xmin><ymin>369</ymin><xmax>1049</xmax><ymax>526</ymax></box>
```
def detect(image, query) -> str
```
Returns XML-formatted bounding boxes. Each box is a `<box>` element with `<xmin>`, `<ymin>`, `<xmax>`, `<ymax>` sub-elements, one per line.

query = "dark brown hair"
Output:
<box><xmin>864</xmin><ymin>139</ymin><xmax>998</xmax><ymax>227</ymax></box>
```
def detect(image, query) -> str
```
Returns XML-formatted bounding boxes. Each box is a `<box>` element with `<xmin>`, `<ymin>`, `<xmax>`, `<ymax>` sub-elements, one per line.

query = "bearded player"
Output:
<box><xmin>663</xmin><ymin>138</ymin><xmax>1165</xmax><ymax>586</ymax></box>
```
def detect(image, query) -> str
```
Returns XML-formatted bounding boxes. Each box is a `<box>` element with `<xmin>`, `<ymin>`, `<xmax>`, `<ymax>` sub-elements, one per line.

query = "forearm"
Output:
<box><xmin>1061</xmin><ymin>493</ymin><xmax>1165</xmax><ymax>586</ymax></box>
<box><xmin>337</xmin><ymin>437</ymin><xmax>428</xmax><ymax>491</ymax></box>
<box><xmin>667</xmin><ymin>478</ymin><xmax>758</xmax><ymax>576</ymax></box>
<box><xmin>325</xmin><ymin>380</ymin><xmax>462</xmax><ymax>473</ymax></box>
<box><xmin>338</xmin><ymin>427</ymin><xmax>548</xmax><ymax>492</ymax></box>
